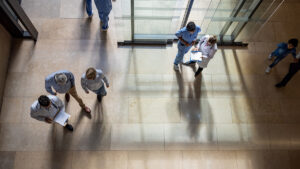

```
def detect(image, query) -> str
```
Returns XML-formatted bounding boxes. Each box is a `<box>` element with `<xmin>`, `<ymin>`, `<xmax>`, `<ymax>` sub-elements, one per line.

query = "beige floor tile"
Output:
<box><xmin>14</xmin><ymin>151</ymin><xmax>72</xmax><ymax>169</ymax></box>
<box><xmin>268</xmin><ymin>124</ymin><xmax>292</xmax><ymax>150</ymax></box>
<box><xmin>72</xmin><ymin>151</ymin><xmax>128</xmax><ymax>169</ymax></box>
<box><xmin>236</xmin><ymin>150</ymin><xmax>269</xmax><ymax>169</ymax></box>
<box><xmin>128</xmin><ymin>151</ymin><xmax>182</xmax><ymax>169</ymax></box>
<box><xmin>60</xmin><ymin>0</ymin><xmax>91</xmax><ymax>19</ymax></box>
<box><xmin>111</xmin><ymin>124</ymin><xmax>164</xmax><ymax>150</ymax></box>
<box><xmin>0</xmin><ymin>97</ymin><xmax>23</xmax><ymax>123</ymax></box>
<box><xmin>205</xmin><ymin>98</ymin><xmax>233</xmax><ymax>123</ymax></box>
<box><xmin>0</xmin><ymin>151</ymin><xmax>15</xmax><ymax>169</ymax></box>
<box><xmin>183</xmin><ymin>151</ymin><xmax>238</xmax><ymax>169</ymax></box>
<box><xmin>55</xmin><ymin>123</ymin><xmax>111</xmax><ymax>151</ymax></box>
<box><xmin>129</xmin><ymin>97</ymin><xmax>180</xmax><ymax>123</ymax></box>
<box><xmin>217</xmin><ymin>124</ymin><xmax>250</xmax><ymax>150</ymax></box>
<box><xmin>247</xmin><ymin>124</ymin><xmax>270</xmax><ymax>149</ymax></box>
<box><xmin>21</xmin><ymin>0</ymin><xmax>60</xmax><ymax>19</ymax></box>
<box><xmin>3</xmin><ymin>73</ymin><xmax>27</xmax><ymax>97</ymax></box>
<box><xmin>164</xmin><ymin>123</ymin><xmax>218</xmax><ymax>150</ymax></box>
<box><xmin>0</xmin><ymin>123</ymin><xmax>54</xmax><ymax>151</ymax></box>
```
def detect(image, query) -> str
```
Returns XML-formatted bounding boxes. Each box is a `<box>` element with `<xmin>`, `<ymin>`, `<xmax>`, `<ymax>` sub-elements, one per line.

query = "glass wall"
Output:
<box><xmin>115</xmin><ymin>0</ymin><xmax>281</xmax><ymax>44</ymax></box>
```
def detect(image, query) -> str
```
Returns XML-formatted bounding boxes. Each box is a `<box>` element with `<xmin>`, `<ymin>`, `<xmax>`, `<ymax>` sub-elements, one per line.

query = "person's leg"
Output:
<box><xmin>276</xmin><ymin>65</ymin><xmax>299</xmax><ymax>87</ymax></box>
<box><xmin>93</xmin><ymin>86</ymin><xmax>107</xmax><ymax>102</ymax></box>
<box><xmin>195</xmin><ymin>67</ymin><xmax>203</xmax><ymax>77</ymax></box>
<box><xmin>86</xmin><ymin>0</ymin><xmax>93</xmax><ymax>16</ymax></box>
<box><xmin>174</xmin><ymin>45</ymin><xmax>192</xmax><ymax>65</ymax></box>
<box><xmin>68</xmin><ymin>86</ymin><xmax>91</xmax><ymax>112</ymax></box>
<box><xmin>269</xmin><ymin>56</ymin><xmax>284</xmax><ymax>68</ymax></box>
<box><xmin>99</xmin><ymin>11</ymin><xmax>110</xmax><ymax>28</ymax></box>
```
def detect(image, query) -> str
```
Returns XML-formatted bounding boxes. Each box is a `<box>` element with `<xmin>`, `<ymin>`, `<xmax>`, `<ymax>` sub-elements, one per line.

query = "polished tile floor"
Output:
<box><xmin>1</xmin><ymin>0</ymin><xmax>300</xmax><ymax>169</ymax></box>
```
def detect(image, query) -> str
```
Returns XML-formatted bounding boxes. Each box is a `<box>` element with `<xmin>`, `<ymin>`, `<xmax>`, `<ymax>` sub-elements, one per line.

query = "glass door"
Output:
<box><xmin>133</xmin><ymin>0</ymin><xmax>188</xmax><ymax>40</ymax></box>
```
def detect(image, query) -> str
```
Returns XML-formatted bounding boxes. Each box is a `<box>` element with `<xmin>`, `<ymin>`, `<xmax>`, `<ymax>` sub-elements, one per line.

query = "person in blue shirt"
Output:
<box><xmin>174</xmin><ymin>22</ymin><xmax>201</xmax><ymax>71</ymax></box>
<box><xmin>265</xmin><ymin>38</ymin><xmax>298</xmax><ymax>73</ymax></box>
<box><xmin>45</xmin><ymin>70</ymin><xmax>91</xmax><ymax>113</ymax></box>
<box><xmin>86</xmin><ymin>0</ymin><xmax>112</xmax><ymax>31</ymax></box>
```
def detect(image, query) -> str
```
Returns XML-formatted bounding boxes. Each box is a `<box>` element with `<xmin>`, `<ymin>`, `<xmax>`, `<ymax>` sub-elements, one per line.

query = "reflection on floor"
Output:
<box><xmin>1</xmin><ymin>0</ymin><xmax>300</xmax><ymax>169</ymax></box>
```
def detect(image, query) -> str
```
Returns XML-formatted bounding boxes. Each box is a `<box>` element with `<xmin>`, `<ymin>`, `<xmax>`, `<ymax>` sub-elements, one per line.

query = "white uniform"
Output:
<box><xmin>197</xmin><ymin>35</ymin><xmax>218</xmax><ymax>68</ymax></box>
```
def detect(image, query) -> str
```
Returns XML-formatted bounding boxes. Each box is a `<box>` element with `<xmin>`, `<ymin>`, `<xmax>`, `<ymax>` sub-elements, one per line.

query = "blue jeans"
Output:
<box><xmin>174</xmin><ymin>41</ymin><xmax>192</xmax><ymax>65</ymax></box>
<box><xmin>269</xmin><ymin>48</ymin><xmax>287</xmax><ymax>68</ymax></box>
<box><xmin>86</xmin><ymin>0</ymin><xmax>93</xmax><ymax>16</ymax></box>
<box><xmin>86</xmin><ymin>0</ymin><xmax>110</xmax><ymax>27</ymax></box>
<box><xmin>93</xmin><ymin>85</ymin><xmax>107</xmax><ymax>96</ymax></box>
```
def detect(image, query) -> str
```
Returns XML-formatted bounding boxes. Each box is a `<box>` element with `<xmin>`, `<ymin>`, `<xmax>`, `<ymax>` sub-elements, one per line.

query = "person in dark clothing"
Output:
<box><xmin>276</xmin><ymin>53</ymin><xmax>300</xmax><ymax>88</ymax></box>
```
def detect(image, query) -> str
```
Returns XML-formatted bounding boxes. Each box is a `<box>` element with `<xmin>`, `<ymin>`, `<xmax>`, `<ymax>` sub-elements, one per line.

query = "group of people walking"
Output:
<box><xmin>29</xmin><ymin>16</ymin><xmax>299</xmax><ymax>131</ymax></box>
<box><xmin>30</xmin><ymin>68</ymin><xmax>109</xmax><ymax>131</ymax></box>
<box><xmin>173</xmin><ymin>21</ymin><xmax>218</xmax><ymax>76</ymax></box>
<box><xmin>174</xmin><ymin>22</ymin><xmax>300</xmax><ymax>88</ymax></box>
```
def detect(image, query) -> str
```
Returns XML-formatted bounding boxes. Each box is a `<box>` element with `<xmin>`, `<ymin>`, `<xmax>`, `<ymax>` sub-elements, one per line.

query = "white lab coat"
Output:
<box><xmin>196</xmin><ymin>35</ymin><xmax>218</xmax><ymax>68</ymax></box>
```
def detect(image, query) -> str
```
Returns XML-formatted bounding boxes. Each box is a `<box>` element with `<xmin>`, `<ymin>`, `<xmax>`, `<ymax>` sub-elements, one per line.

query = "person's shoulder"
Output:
<box><xmin>31</xmin><ymin>100</ymin><xmax>38</xmax><ymax>109</ymax></box>
<box><xmin>196</xmin><ymin>25</ymin><xmax>201</xmax><ymax>31</ymax></box>
<box><xmin>48</xmin><ymin>95</ymin><xmax>59</xmax><ymax>101</ymax></box>
<box><xmin>96</xmin><ymin>69</ymin><xmax>103</xmax><ymax>74</ymax></box>
<box><xmin>81</xmin><ymin>73</ymin><xmax>87</xmax><ymax>79</ymax></box>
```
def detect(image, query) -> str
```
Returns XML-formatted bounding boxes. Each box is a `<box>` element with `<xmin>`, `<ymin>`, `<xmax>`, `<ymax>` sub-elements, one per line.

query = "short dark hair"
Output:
<box><xmin>38</xmin><ymin>95</ymin><xmax>50</xmax><ymax>107</ymax></box>
<box><xmin>288</xmin><ymin>38</ymin><xmax>298</xmax><ymax>48</ymax></box>
<box><xmin>186</xmin><ymin>22</ymin><xmax>196</xmax><ymax>32</ymax></box>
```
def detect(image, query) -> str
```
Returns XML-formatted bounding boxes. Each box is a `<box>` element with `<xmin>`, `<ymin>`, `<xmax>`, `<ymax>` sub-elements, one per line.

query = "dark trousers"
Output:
<box><xmin>278</xmin><ymin>63</ymin><xmax>300</xmax><ymax>86</ymax></box>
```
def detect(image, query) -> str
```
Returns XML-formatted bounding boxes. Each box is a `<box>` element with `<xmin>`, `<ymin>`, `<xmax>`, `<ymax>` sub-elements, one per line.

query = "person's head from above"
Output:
<box><xmin>207</xmin><ymin>35</ymin><xmax>217</xmax><ymax>46</ymax></box>
<box><xmin>186</xmin><ymin>22</ymin><xmax>196</xmax><ymax>34</ymax></box>
<box><xmin>86</xmin><ymin>67</ymin><xmax>97</xmax><ymax>80</ymax></box>
<box><xmin>38</xmin><ymin>95</ymin><xmax>51</xmax><ymax>108</ymax></box>
<box><xmin>54</xmin><ymin>73</ymin><xmax>67</xmax><ymax>85</ymax></box>
<box><xmin>288</xmin><ymin>38</ymin><xmax>298</xmax><ymax>49</ymax></box>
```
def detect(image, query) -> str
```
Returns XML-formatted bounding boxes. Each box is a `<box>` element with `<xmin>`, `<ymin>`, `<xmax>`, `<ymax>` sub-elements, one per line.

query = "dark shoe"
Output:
<box><xmin>65</xmin><ymin>93</ymin><xmax>70</xmax><ymax>102</ymax></box>
<box><xmin>275</xmin><ymin>83</ymin><xmax>285</xmax><ymax>88</ymax></box>
<box><xmin>97</xmin><ymin>95</ymin><xmax>102</xmax><ymax>102</ymax></box>
<box><xmin>65</xmin><ymin>124</ymin><xmax>73</xmax><ymax>131</ymax></box>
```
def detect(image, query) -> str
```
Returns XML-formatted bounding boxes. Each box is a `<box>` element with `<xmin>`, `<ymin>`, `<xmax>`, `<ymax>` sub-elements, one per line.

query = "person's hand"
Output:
<box><xmin>45</xmin><ymin>118</ymin><xmax>53</xmax><ymax>124</ymax></box>
<box><xmin>106</xmin><ymin>84</ymin><xmax>110</xmax><ymax>88</ymax></box>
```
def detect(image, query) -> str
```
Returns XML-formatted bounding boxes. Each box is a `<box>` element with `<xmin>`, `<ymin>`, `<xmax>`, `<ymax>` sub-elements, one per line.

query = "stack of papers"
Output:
<box><xmin>190</xmin><ymin>51</ymin><xmax>203</xmax><ymax>62</ymax></box>
<box><xmin>54</xmin><ymin>111</ymin><xmax>71</xmax><ymax>126</ymax></box>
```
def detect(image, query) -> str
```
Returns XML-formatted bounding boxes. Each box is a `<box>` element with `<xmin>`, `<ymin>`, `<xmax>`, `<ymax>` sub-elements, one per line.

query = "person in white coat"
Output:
<box><xmin>193</xmin><ymin>35</ymin><xmax>218</xmax><ymax>77</ymax></box>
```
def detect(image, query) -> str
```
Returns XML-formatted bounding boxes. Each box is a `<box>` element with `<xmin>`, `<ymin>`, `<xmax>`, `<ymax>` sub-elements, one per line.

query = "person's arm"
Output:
<box><xmin>209</xmin><ymin>44</ymin><xmax>218</xmax><ymax>59</ymax></box>
<box><xmin>81</xmin><ymin>76</ymin><xmax>89</xmax><ymax>93</ymax></box>
<box><xmin>99</xmin><ymin>71</ymin><xmax>109</xmax><ymax>87</ymax></box>
<box><xmin>45</xmin><ymin>76</ymin><xmax>56</xmax><ymax>95</ymax></box>
<box><xmin>175</xmin><ymin>28</ymin><xmax>189</xmax><ymax>46</ymax></box>
<box><xmin>30</xmin><ymin>105</ymin><xmax>46</xmax><ymax>122</ymax></box>
<box><xmin>67</xmin><ymin>71</ymin><xmax>75</xmax><ymax>87</ymax></box>
<box><xmin>103</xmin><ymin>76</ymin><xmax>109</xmax><ymax>88</ymax></box>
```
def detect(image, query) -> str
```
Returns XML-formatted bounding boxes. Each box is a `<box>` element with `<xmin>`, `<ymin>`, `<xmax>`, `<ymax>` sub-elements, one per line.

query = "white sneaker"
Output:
<box><xmin>268</xmin><ymin>54</ymin><xmax>273</xmax><ymax>60</ymax></box>
<box><xmin>265</xmin><ymin>67</ymin><xmax>271</xmax><ymax>74</ymax></box>
<box><xmin>174</xmin><ymin>64</ymin><xmax>179</xmax><ymax>71</ymax></box>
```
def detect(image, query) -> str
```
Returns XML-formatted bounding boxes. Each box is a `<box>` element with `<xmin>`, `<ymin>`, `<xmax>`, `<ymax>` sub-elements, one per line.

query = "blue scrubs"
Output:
<box><xmin>86</xmin><ymin>0</ymin><xmax>112</xmax><ymax>28</ymax></box>
<box><xmin>174</xmin><ymin>26</ymin><xmax>201</xmax><ymax>65</ymax></box>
